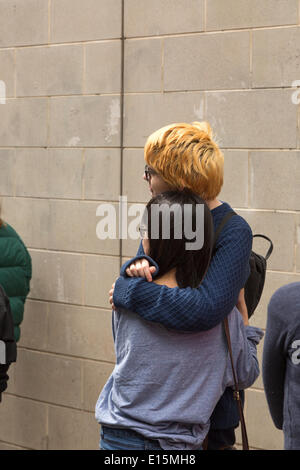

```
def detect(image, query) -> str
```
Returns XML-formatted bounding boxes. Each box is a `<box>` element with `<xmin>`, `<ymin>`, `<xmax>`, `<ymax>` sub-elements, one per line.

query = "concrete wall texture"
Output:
<box><xmin>0</xmin><ymin>0</ymin><xmax>299</xmax><ymax>450</ymax></box>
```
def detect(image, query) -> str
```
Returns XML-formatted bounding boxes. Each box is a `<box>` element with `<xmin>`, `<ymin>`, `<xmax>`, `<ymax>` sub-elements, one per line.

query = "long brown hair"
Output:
<box><xmin>144</xmin><ymin>190</ymin><xmax>213</xmax><ymax>288</ymax></box>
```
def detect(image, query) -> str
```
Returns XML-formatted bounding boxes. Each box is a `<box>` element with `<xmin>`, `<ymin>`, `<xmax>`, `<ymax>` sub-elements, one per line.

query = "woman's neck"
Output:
<box><xmin>153</xmin><ymin>267</ymin><xmax>178</xmax><ymax>288</ymax></box>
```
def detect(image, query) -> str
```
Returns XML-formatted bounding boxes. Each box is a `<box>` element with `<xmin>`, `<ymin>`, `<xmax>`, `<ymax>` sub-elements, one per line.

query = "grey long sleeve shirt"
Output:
<box><xmin>96</xmin><ymin>306</ymin><xmax>263</xmax><ymax>450</ymax></box>
<box><xmin>263</xmin><ymin>282</ymin><xmax>300</xmax><ymax>450</ymax></box>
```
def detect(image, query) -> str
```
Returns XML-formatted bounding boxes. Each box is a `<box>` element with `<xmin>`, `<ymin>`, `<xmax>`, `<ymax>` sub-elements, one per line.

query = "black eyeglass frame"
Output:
<box><xmin>144</xmin><ymin>165</ymin><xmax>157</xmax><ymax>182</ymax></box>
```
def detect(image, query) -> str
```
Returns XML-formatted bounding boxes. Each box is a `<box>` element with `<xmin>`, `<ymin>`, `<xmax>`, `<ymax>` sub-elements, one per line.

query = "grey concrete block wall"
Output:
<box><xmin>0</xmin><ymin>0</ymin><xmax>299</xmax><ymax>450</ymax></box>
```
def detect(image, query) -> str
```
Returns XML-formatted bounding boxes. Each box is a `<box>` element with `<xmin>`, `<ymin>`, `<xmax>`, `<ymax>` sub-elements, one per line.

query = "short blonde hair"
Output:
<box><xmin>144</xmin><ymin>122</ymin><xmax>224</xmax><ymax>200</ymax></box>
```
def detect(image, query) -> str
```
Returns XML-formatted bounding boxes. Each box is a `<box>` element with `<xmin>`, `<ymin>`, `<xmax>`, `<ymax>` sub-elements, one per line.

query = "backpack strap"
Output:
<box><xmin>223</xmin><ymin>317</ymin><xmax>249</xmax><ymax>450</ymax></box>
<box><xmin>252</xmin><ymin>234</ymin><xmax>273</xmax><ymax>260</ymax></box>
<box><xmin>213</xmin><ymin>210</ymin><xmax>237</xmax><ymax>253</ymax></box>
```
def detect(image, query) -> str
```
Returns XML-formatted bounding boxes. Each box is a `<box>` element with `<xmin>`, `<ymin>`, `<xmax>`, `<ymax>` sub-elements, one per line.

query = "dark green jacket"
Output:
<box><xmin>0</xmin><ymin>222</ymin><xmax>32</xmax><ymax>342</ymax></box>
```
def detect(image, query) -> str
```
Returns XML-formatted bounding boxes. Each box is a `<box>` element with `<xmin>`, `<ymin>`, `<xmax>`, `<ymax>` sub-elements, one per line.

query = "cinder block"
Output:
<box><xmin>0</xmin><ymin>98</ymin><xmax>47</xmax><ymax>146</ymax></box>
<box><xmin>252</xmin><ymin>271</ymin><xmax>300</xmax><ymax>330</ymax></box>
<box><xmin>245</xmin><ymin>389</ymin><xmax>284</xmax><ymax>450</ymax></box>
<box><xmin>9</xmin><ymin>349</ymin><xmax>82</xmax><ymax>408</ymax></box>
<box><xmin>0</xmin><ymin>394</ymin><xmax>47</xmax><ymax>449</ymax></box>
<box><xmin>0</xmin><ymin>0</ymin><xmax>48</xmax><ymax>47</ymax></box>
<box><xmin>206</xmin><ymin>0</ymin><xmax>298</xmax><ymax>30</ymax></box>
<box><xmin>0</xmin><ymin>149</ymin><xmax>16</xmax><ymax>196</ymax></box>
<box><xmin>49</xmin><ymin>96</ymin><xmax>121</xmax><ymax>147</ymax></box>
<box><xmin>82</xmin><ymin>361</ymin><xmax>115</xmax><ymax>412</ymax></box>
<box><xmin>0</xmin><ymin>49</ymin><xmax>15</xmax><ymax>97</ymax></box>
<box><xmin>249</xmin><ymin>151</ymin><xmax>300</xmax><ymax>210</ymax></box>
<box><xmin>237</xmin><ymin>209</ymin><xmax>295</xmax><ymax>272</ymax></box>
<box><xmin>29</xmin><ymin>249</ymin><xmax>84</xmax><ymax>304</ymax></box>
<box><xmin>219</xmin><ymin>151</ymin><xmax>248</xmax><ymax>208</ymax></box>
<box><xmin>2</xmin><ymin>197</ymin><xmax>51</xmax><ymax>250</ymax></box>
<box><xmin>51</xmin><ymin>0</ymin><xmax>122</xmax><ymax>43</ymax></box>
<box><xmin>85</xmin><ymin>41</ymin><xmax>121</xmax><ymax>94</ymax></box>
<box><xmin>164</xmin><ymin>32</ymin><xmax>250</xmax><ymax>91</ymax></box>
<box><xmin>125</xmin><ymin>0</ymin><xmax>204</xmax><ymax>37</ymax></box>
<box><xmin>253</xmin><ymin>28</ymin><xmax>300</xmax><ymax>88</ymax></box>
<box><xmin>18</xmin><ymin>300</ymin><xmax>48</xmax><ymax>351</ymax></box>
<box><xmin>14</xmin><ymin>148</ymin><xmax>83</xmax><ymax>199</ymax></box>
<box><xmin>48</xmin><ymin>200</ymin><xmax>120</xmax><ymax>256</ymax></box>
<box><xmin>84</xmin><ymin>148</ymin><xmax>121</xmax><ymax>201</ymax></box>
<box><xmin>125</xmin><ymin>38</ymin><xmax>162</xmax><ymax>92</ymax></box>
<box><xmin>16</xmin><ymin>45</ymin><xmax>83</xmax><ymax>97</ymax></box>
<box><xmin>122</xmin><ymin>237</ymin><xmax>142</xmax><ymax>259</ymax></box>
<box><xmin>47</xmin><ymin>303</ymin><xmax>115</xmax><ymax>362</ymax></box>
<box><xmin>122</xmin><ymin>148</ymin><xmax>150</xmax><ymax>203</ymax></box>
<box><xmin>84</xmin><ymin>255</ymin><xmax>120</xmax><ymax>308</ymax></box>
<box><xmin>48</xmin><ymin>405</ymin><xmax>99</xmax><ymax>450</ymax></box>
<box><xmin>124</xmin><ymin>92</ymin><xmax>205</xmax><ymax>147</ymax></box>
<box><xmin>206</xmin><ymin>90</ymin><xmax>298</xmax><ymax>149</ymax></box>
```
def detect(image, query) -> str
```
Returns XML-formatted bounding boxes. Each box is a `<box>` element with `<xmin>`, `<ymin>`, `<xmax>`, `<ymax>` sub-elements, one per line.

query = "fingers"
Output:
<box><xmin>143</xmin><ymin>264</ymin><xmax>157</xmax><ymax>282</ymax></box>
<box><xmin>125</xmin><ymin>259</ymin><xmax>153</xmax><ymax>279</ymax></box>
<box><xmin>109</xmin><ymin>282</ymin><xmax>115</xmax><ymax>309</ymax></box>
<box><xmin>109</xmin><ymin>293</ymin><xmax>115</xmax><ymax>310</ymax></box>
<box><xmin>143</xmin><ymin>265</ymin><xmax>153</xmax><ymax>282</ymax></box>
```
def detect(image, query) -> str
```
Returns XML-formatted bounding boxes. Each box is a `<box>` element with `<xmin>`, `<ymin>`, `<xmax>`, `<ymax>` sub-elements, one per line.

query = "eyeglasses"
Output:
<box><xmin>139</xmin><ymin>225</ymin><xmax>148</xmax><ymax>239</ymax></box>
<box><xmin>144</xmin><ymin>165</ymin><xmax>157</xmax><ymax>182</ymax></box>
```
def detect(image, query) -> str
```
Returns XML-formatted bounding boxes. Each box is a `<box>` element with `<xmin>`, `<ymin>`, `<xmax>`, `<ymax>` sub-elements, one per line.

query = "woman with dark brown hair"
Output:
<box><xmin>96</xmin><ymin>190</ymin><xmax>263</xmax><ymax>450</ymax></box>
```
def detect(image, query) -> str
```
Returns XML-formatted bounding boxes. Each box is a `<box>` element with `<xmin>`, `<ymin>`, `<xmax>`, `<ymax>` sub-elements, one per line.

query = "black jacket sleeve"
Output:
<box><xmin>0</xmin><ymin>363</ymin><xmax>10</xmax><ymax>401</ymax></box>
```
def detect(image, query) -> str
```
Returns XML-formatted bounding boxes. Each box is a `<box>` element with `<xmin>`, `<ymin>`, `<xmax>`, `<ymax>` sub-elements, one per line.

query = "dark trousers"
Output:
<box><xmin>207</xmin><ymin>427</ymin><xmax>236</xmax><ymax>450</ymax></box>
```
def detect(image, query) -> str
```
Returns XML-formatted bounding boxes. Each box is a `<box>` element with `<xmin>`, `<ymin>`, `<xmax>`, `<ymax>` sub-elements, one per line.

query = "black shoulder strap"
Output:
<box><xmin>223</xmin><ymin>317</ymin><xmax>249</xmax><ymax>450</ymax></box>
<box><xmin>252</xmin><ymin>234</ymin><xmax>273</xmax><ymax>260</ymax></box>
<box><xmin>213</xmin><ymin>210</ymin><xmax>237</xmax><ymax>251</ymax></box>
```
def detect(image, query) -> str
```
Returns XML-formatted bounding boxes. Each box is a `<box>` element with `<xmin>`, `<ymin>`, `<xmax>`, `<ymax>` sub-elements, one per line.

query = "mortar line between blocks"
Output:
<box><xmin>82</xmin><ymin>44</ymin><xmax>86</xmax><ymax>94</ymax></box>
<box><xmin>81</xmin><ymin>149</ymin><xmax>85</xmax><ymax>200</ymax></box>
<box><xmin>48</xmin><ymin>0</ymin><xmax>51</xmax><ymax>44</ymax></box>
<box><xmin>13</xmin><ymin>48</ymin><xmax>16</xmax><ymax>97</ymax></box>
<box><xmin>161</xmin><ymin>38</ymin><xmax>164</xmax><ymax>92</ymax></box>
<box><xmin>203</xmin><ymin>0</ymin><xmax>207</xmax><ymax>32</ymax></box>
<box><xmin>249</xmin><ymin>29</ymin><xmax>253</xmax><ymax>88</ymax></box>
<box><xmin>0</xmin><ymin>23</ymin><xmax>299</xmax><ymax>51</ymax></box>
<box><xmin>248</xmin><ymin>151</ymin><xmax>251</xmax><ymax>208</ymax></box>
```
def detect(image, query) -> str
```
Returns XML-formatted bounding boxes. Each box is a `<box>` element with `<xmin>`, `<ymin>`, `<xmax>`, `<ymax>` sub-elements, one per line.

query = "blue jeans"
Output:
<box><xmin>100</xmin><ymin>426</ymin><xmax>203</xmax><ymax>451</ymax></box>
<box><xmin>100</xmin><ymin>426</ymin><xmax>164</xmax><ymax>450</ymax></box>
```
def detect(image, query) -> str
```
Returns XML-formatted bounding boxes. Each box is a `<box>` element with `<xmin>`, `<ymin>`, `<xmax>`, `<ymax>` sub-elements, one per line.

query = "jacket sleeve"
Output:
<box><xmin>225</xmin><ymin>310</ymin><xmax>264</xmax><ymax>391</ymax></box>
<box><xmin>113</xmin><ymin>220</ymin><xmax>252</xmax><ymax>331</ymax></box>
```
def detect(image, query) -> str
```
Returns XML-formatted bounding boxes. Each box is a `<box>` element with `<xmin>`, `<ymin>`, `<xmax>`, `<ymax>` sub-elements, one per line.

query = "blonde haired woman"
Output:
<box><xmin>144</xmin><ymin>121</ymin><xmax>223</xmax><ymax>202</ymax></box>
<box><xmin>110</xmin><ymin>121</ymin><xmax>253</xmax><ymax>450</ymax></box>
